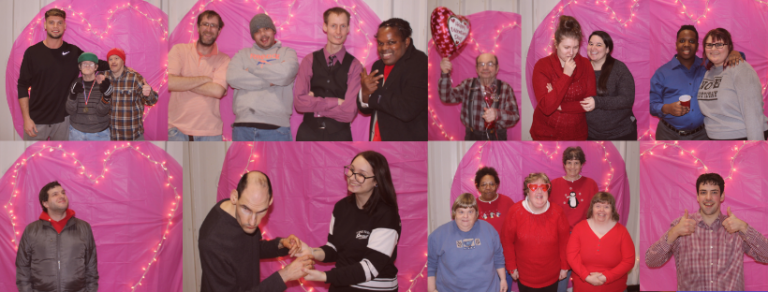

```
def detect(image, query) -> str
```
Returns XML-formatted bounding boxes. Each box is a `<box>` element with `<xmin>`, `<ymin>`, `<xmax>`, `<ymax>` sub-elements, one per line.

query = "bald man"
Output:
<box><xmin>439</xmin><ymin>53</ymin><xmax>519</xmax><ymax>140</ymax></box>
<box><xmin>198</xmin><ymin>171</ymin><xmax>314</xmax><ymax>292</ymax></box>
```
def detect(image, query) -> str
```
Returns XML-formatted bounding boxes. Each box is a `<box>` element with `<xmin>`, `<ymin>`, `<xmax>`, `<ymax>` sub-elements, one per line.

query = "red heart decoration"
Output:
<box><xmin>431</xmin><ymin>7</ymin><xmax>472</xmax><ymax>59</ymax></box>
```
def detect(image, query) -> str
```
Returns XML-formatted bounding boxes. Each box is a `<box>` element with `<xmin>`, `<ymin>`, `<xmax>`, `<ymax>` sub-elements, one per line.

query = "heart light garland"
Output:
<box><xmin>2</xmin><ymin>142</ymin><xmax>181</xmax><ymax>291</ymax></box>
<box><xmin>640</xmin><ymin>140</ymin><xmax>762</xmax><ymax>180</ymax></box>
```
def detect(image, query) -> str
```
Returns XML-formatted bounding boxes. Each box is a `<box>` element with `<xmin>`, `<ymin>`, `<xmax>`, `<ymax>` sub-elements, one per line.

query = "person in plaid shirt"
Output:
<box><xmin>105</xmin><ymin>48</ymin><xmax>158</xmax><ymax>140</ymax></box>
<box><xmin>438</xmin><ymin>53</ymin><xmax>519</xmax><ymax>140</ymax></box>
<box><xmin>645</xmin><ymin>173</ymin><xmax>768</xmax><ymax>291</ymax></box>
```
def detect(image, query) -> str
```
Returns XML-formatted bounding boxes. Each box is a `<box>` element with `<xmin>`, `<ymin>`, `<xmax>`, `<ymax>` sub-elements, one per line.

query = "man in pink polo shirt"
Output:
<box><xmin>168</xmin><ymin>10</ymin><xmax>230</xmax><ymax>141</ymax></box>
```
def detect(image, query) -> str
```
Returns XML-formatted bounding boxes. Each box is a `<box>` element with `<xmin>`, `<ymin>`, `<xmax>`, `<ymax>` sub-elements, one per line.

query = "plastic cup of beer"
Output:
<box><xmin>679</xmin><ymin>95</ymin><xmax>691</xmax><ymax>108</ymax></box>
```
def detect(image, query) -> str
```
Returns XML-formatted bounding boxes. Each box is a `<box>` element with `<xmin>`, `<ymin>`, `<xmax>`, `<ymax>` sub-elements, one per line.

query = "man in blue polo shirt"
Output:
<box><xmin>650</xmin><ymin>25</ymin><xmax>743</xmax><ymax>140</ymax></box>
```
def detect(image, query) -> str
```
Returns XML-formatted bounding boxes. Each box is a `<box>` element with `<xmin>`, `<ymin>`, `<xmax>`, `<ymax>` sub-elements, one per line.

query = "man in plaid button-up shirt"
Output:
<box><xmin>105</xmin><ymin>48</ymin><xmax>158</xmax><ymax>140</ymax></box>
<box><xmin>646</xmin><ymin>173</ymin><xmax>768</xmax><ymax>291</ymax></box>
<box><xmin>438</xmin><ymin>53</ymin><xmax>519</xmax><ymax>140</ymax></box>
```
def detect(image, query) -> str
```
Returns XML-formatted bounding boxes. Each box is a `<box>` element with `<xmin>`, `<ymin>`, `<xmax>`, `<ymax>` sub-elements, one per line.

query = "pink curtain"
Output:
<box><xmin>5</xmin><ymin>0</ymin><xmax>169</xmax><ymax>140</ymax></box>
<box><xmin>428</xmin><ymin>11</ymin><xmax>522</xmax><ymax>140</ymax></box>
<box><xmin>216</xmin><ymin>142</ymin><xmax>428</xmax><ymax>292</ymax></box>
<box><xmin>526</xmin><ymin>0</ymin><xmax>650</xmax><ymax>140</ymax></box>
<box><xmin>168</xmin><ymin>0</ymin><xmax>384</xmax><ymax>141</ymax></box>
<box><xmin>0</xmin><ymin>142</ymin><xmax>183</xmax><ymax>292</ymax></box>
<box><xmin>639</xmin><ymin>141</ymin><xmax>768</xmax><ymax>291</ymax></box>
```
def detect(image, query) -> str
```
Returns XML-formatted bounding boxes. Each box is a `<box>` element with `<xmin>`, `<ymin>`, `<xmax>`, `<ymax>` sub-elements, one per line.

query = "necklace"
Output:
<box><xmin>478</xmin><ymin>194</ymin><xmax>501</xmax><ymax>220</ymax></box>
<box><xmin>81</xmin><ymin>79</ymin><xmax>96</xmax><ymax>113</ymax></box>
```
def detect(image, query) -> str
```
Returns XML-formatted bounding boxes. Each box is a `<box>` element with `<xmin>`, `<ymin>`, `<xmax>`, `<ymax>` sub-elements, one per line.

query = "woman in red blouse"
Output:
<box><xmin>502</xmin><ymin>173</ymin><xmax>570</xmax><ymax>292</ymax></box>
<box><xmin>566</xmin><ymin>192</ymin><xmax>635</xmax><ymax>292</ymax></box>
<box><xmin>530</xmin><ymin>16</ymin><xmax>596</xmax><ymax>140</ymax></box>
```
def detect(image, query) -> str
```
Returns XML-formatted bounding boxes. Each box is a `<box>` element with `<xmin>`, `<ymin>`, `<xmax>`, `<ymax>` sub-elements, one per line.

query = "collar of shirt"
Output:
<box><xmin>477</xmin><ymin>78</ymin><xmax>498</xmax><ymax>95</ymax></box>
<box><xmin>690</xmin><ymin>210</ymin><xmax>727</xmax><ymax>230</ymax></box>
<box><xmin>108</xmin><ymin>69</ymin><xmax>129</xmax><ymax>81</ymax></box>
<box><xmin>324</xmin><ymin>45</ymin><xmax>347</xmax><ymax>65</ymax></box>
<box><xmin>670</xmin><ymin>54</ymin><xmax>705</xmax><ymax>71</ymax></box>
<box><xmin>194</xmin><ymin>41</ymin><xmax>219</xmax><ymax>58</ymax></box>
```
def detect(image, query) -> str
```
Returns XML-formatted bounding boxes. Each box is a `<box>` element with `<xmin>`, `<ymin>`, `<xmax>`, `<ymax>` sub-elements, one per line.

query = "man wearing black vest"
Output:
<box><xmin>293</xmin><ymin>7</ymin><xmax>362</xmax><ymax>141</ymax></box>
<box><xmin>358</xmin><ymin>18</ymin><xmax>428</xmax><ymax>141</ymax></box>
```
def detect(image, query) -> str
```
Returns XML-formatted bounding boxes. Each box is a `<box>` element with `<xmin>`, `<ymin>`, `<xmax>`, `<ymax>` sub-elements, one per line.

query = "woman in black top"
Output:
<box><xmin>301</xmin><ymin>151</ymin><xmax>402</xmax><ymax>292</ymax></box>
<box><xmin>583</xmin><ymin>31</ymin><xmax>637</xmax><ymax>140</ymax></box>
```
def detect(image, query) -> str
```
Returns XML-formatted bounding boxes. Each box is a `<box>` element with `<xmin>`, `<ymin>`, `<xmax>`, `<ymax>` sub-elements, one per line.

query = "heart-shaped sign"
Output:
<box><xmin>448</xmin><ymin>16</ymin><xmax>470</xmax><ymax>46</ymax></box>
<box><xmin>431</xmin><ymin>7</ymin><xmax>472</xmax><ymax>58</ymax></box>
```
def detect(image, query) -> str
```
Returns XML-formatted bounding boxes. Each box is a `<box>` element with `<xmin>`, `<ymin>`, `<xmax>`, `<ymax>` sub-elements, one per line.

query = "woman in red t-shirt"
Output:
<box><xmin>566</xmin><ymin>192</ymin><xmax>635</xmax><ymax>292</ymax></box>
<box><xmin>530</xmin><ymin>16</ymin><xmax>596</xmax><ymax>140</ymax></box>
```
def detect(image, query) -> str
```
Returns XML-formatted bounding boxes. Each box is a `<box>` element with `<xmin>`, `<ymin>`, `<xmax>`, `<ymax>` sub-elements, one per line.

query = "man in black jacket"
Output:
<box><xmin>16</xmin><ymin>181</ymin><xmax>98</xmax><ymax>292</ymax></box>
<box><xmin>359</xmin><ymin>18</ymin><xmax>428</xmax><ymax>141</ymax></box>
<box><xmin>198</xmin><ymin>171</ymin><xmax>313</xmax><ymax>292</ymax></box>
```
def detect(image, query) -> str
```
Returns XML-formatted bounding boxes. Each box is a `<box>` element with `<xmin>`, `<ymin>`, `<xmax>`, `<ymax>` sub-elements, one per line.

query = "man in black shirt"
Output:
<box><xmin>17</xmin><ymin>8</ymin><xmax>109</xmax><ymax>140</ymax></box>
<box><xmin>198</xmin><ymin>171</ymin><xmax>313</xmax><ymax>292</ymax></box>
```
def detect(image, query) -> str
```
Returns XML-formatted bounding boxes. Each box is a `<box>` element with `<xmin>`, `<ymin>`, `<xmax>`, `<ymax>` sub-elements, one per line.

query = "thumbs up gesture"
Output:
<box><xmin>668</xmin><ymin>210</ymin><xmax>696</xmax><ymax>243</ymax></box>
<box><xmin>722</xmin><ymin>207</ymin><xmax>748</xmax><ymax>234</ymax></box>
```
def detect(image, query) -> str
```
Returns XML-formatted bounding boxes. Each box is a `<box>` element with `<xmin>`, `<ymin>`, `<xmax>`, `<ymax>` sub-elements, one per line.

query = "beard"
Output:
<box><xmin>198</xmin><ymin>32</ymin><xmax>217</xmax><ymax>47</ymax></box>
<box><xmin>47</xmin><ymin>32</ymin><xmax>63</xmax><ymax>39</ymax></box>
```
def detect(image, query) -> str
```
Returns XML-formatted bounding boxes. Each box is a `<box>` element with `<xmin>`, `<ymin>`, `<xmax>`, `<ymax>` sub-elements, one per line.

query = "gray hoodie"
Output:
<box><xmin>227</xmin><ymin>41</ymin><xmax>299</xmax><ymax>127</ymax></box>
<box><xmin>698</xmin><ymin>61</ymin><xmax>768</xmax><ymax>140</ymax></box>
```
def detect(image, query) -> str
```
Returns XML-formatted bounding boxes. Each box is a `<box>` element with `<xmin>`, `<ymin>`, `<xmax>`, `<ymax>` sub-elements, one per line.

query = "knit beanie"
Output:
<box><xmin>107</xmin><ymin>48</ymin><xmax>126</xmax><ymax>62</ymax></box>
<box><xmin>78</xmin><ymin>52</ymin><xmax>98</xmax><ymax>64</ymax></box>
<box><xmin>249</xmin><ymin>13</ymin><xmax>276</xmax><ymax>39</ymax></box>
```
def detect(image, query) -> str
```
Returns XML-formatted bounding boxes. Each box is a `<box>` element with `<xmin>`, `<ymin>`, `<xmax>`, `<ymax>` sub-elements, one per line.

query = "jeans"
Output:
<box><xmin>68</xmin><ymin>126</ymin><xmax>110</xmax><ymax>141</ymax></box>
<box><xmin>506</xmin><ymin>271</ymin><xmax>514</xmax><ymax>292</ymax></box>
<box><xmin>232</xmin><ymin>126</ymin><xmax>292</xmax><ymax>141</ymax></box>
<box><xmin>556</xmin><ymin>270</ymin><xmax>572</xmax><ymax>292</ymax></box>
<box><xmin>167</xmin><ymin>127</ymin><xmax>222</xmax><ymax>141</ymax></box>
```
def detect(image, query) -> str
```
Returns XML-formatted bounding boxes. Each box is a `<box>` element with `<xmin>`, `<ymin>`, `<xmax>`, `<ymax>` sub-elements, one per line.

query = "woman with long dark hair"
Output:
<box><xmin>530</xmin><ymin>16</ymin><xmax>596</xmax><ymax>140</ymax></box>
<box><xmin>301</xmin><ymin>150</ymin><xmax>402</xmax><ymax>292</ymax></box>
<box><xmin>584</xmin><ymin>31</ymin><xmax>637</xmax><ymax>140</ymax></box>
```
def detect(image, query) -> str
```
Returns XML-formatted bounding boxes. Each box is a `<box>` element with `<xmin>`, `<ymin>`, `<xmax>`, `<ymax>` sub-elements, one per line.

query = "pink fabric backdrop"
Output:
<box><xmin>639</xmin><ymin>141</ymin><xmax>768</xmax><ymax>291</ymax></box>
<box><xmin>526</xmin><ymin>0</ymin><xmax>649</xmax><ymax>140</ymax></box>
<box><xmin>448</xmin><ymin>141</ymin><xmax>630</xmax><ymax>226</ymax></box>
<box><xmin>168</xmin><ymin>0</ymin><xmax>383</xmax><ymax>141</ymax></box>
<box><xmin>216</xmin><ymin>142</ymin><xmax>427</xmax><ymax>292</ymax></box>
<box><xmin>648</xmin><ymin>0</ymin><xmax>768</xmax><ymax>139</ymax></box>
<box><xmin>427</xmin><ymin>11</ymin><xmax>522</xmax><ymax>140</ymax></box>
<box><xmin>0</xmin><ymin>142</ymin><xmax>183</xmax><ymax>292</ymax></box>
<box><xmin>5</xmin><ymin>0</ymin><xmax>169</xmax><ymax>140</ymax></box>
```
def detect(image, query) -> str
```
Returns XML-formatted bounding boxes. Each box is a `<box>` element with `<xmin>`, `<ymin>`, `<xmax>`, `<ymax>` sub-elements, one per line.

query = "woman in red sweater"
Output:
<box><xmin>530</xmin><ymin>16</ymin><xmax>596</xmax><ymax>140</ymax></box>
<box><xmin>502</xmin><ymin>173</ymin><xmax>570</xmax><ymax>292</ymax></box>
<box><xmin>566</xmin><ymin>192</ymin><xmax>635</xmax><ymax>292</ymax></box>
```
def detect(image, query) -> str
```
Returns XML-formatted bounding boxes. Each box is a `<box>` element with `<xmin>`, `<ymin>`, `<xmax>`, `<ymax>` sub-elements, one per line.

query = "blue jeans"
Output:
<box><xmin>232</xmin><ymin>126</ymin><xmax>292</xmax><ymax>141</ymax></box>
<box><xmin>556</xmin><ymin>270</ymin><xmax>571</xmax><ymax>292</ymax></box>
<box><xmin>167</xmin><ymin>127</ymin><xmax>222</xmax><ymax>141</ymax></box>
<box><xmin>68</xmin><ymin>126</ymin><xmax>110</xmax><ymax>141</ymax></box>
<box><xmin>506</xmin><ymin>271</ymin><xmax>514</xmax><ymax>292</ymax></box>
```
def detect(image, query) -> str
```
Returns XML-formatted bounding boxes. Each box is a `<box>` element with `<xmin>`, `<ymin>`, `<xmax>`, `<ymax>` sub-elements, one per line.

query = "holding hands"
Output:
<box><xmin>580</xmin><ymin>97</ymin><xmax>595</xmax><ymax>112</ymax></box>
<box><xmin>722</xmin><ymin>207</ymin><xmax>748</xmax><ymax>234</ymax></box>
<box><xmin>278</xmin><ymin>255</ymin><xmax>313</xmax><ymax>283</ymax></box>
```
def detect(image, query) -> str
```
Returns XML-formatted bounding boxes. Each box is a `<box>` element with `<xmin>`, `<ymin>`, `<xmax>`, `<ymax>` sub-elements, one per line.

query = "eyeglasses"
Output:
<box><xmin>527</xmin><ymin>183</ymin><xmax>550</xmax><ymax>192</ymax></box>
<box><xmin>479</xmin><ymin>182</ymin><xmax>496</xmax><ymax>188</ymax></box>
<box><xmin>704</xmin><ymin>43</ymin><xmax>728</xmax><ymax>49</ymax></box>
<box><xmin>200</xmin><ymin>22</ymin><xmax>220</xmax><ymax>29</ymax></box>
<box><xmin>80</xmin><ymin>63</ymin><xmax>96</xmax><ymax>68</ymax></box>
<box><xmin>344</xmin><ymin>166</ymin><xmax>375</xmax><ymax>183</ymax></box>
<box><xmin>476</xmin><ymin>62</ymin><xmax>497</xmax><ymax>68</ymax></box>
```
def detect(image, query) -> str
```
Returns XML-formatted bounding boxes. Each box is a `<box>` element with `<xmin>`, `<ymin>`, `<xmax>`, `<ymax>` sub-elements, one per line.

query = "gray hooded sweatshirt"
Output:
<box><xmin>227</xmin><ymin>41</ymin><xmax>299</xmax><ymax>127</ymax></box>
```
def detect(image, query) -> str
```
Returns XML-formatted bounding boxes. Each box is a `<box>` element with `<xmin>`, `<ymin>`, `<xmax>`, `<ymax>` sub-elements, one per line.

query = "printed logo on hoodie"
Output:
<box><xmin>250</xmin><ymin>53</ymin><xmax>280</xmax><ymax>68</ymax></box>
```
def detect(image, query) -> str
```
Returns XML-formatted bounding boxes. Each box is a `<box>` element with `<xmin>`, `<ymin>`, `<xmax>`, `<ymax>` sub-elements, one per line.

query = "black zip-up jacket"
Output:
<box><xmin>16</xmin><ymin>216</ymin><xmax>98</xmax><ymax>292</ymax></box>
<box><xmin>358</xmin><ymin>41</ymin><xmax>428</xmax><ymax>141</ymax></box>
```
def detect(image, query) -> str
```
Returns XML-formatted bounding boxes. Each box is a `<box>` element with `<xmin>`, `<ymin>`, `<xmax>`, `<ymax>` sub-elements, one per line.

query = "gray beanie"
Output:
<box><xmin>250</xmin><ymin>14</ymin><xmax>276</xmax><ymax>38</ymax></box>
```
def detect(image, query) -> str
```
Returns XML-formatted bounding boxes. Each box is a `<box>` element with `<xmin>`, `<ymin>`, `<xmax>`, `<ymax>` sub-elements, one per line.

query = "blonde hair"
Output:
<box><xmin>523</xmin><ymin>172</ymin><xmax>551</xmax><ymax>197</ymax></box>
<box><xmin>451</xmin><ymin>193</ymin><xmax>478</xmax><ymax>219</ymax></box>
<box><xmin>586</xmin><ymin>192</ymin><xmax>620</xmax><ymax>221</ymax></box>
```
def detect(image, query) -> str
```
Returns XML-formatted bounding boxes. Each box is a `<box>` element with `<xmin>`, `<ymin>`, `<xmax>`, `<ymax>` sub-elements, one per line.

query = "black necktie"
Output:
<box><xmin>328</xmin><ymin>55</ymin><xmax>337</xmax><ymax>67</ymax></box>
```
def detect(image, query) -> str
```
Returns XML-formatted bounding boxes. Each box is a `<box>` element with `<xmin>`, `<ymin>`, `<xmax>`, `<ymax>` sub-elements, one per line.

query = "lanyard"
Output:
<box><xmin>81</xmin><ymin>79</ymin><xmax>96</xmax><ymax>107</ymax></box>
